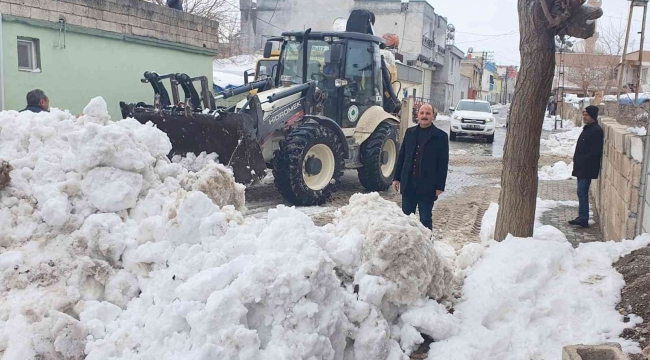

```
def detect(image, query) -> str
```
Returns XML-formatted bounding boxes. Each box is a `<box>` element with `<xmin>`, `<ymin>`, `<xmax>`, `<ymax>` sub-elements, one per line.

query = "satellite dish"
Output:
<box><xmin>333</xmin><ymin>17</ymin><xmax>347</xmax><ymax>32</ymax></box>
<box><xmin>447</xmin><ymin>24</ymin><xmax>455</xmax><ymax>32</ymax></box>
<box><xmin>468</xmin><ymin>47</ymin><xmax>474</xmax><ymax>54</ymax></box>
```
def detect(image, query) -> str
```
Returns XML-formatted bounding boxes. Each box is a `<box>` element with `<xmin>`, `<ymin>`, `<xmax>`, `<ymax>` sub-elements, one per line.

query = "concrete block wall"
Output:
<box><xmin>593</xmin><ymin>117</ymin><xmax>645</xmax><ymax>241</ymax></box>
<box><xmin>1</xmin><ymin>0</ymin><xmax>219</xmax><ymax>50</ymax></box>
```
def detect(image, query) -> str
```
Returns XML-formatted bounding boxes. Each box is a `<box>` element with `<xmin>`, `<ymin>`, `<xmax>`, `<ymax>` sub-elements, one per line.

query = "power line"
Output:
<box><xmin>456</xmin><ymin>30</ymin><xmax>519</xmax><ymax>37</ymax></box>
<box><xmin>455</xmin><ymin>31</ymin><xmax>518</xmax><ymax>45</ymax></box>
<box><xmin>268</xmin><ymin>0</ymin><xmax>280</xmax><ymax>23</ymax></box>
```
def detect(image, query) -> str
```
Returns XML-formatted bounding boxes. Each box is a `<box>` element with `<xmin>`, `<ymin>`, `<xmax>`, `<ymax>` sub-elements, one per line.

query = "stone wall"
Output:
<box><xmin>0</xmin><ymin>0</ymin><xmax>219</xmax><ymax>50</ymax></box>
<box><xmin>592</xmin><ymin>117</ymin><xmax>645</xmax><ymax>241</ymax></box>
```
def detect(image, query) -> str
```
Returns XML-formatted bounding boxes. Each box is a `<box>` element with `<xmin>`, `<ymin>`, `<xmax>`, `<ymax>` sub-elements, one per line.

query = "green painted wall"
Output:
<box><xmin>2</xmin><ymin>19</ymin><xmax>213</xmax><ymax>119</ymax></box>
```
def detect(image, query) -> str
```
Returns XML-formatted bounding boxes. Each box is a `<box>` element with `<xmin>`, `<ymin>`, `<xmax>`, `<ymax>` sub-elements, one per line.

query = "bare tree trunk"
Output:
<box><xmin>494</xmin><ymin>0</ymin><xmax>556</xmax><ymax>241</ymax></box>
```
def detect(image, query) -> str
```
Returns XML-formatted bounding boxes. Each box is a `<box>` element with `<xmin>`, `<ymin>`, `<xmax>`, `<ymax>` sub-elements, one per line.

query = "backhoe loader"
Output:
<box><xmin>120</xmin><ymin>10</ymin><xmax>408</xmax><ymax>206</ymax></box>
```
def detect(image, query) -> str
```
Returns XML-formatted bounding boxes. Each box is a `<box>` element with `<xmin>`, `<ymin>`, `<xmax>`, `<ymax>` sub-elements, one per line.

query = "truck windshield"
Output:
<box><xmin>280</xmin><ymin>40</ymin><xmax>332</xmax><ymax>85</ymax></box>
<box><xmin>456</xmin><ymin>101</ymin><xmax>492</xmax><ymax>113</ymax></box>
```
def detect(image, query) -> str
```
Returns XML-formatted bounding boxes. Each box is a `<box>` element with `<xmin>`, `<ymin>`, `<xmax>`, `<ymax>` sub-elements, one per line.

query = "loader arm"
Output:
<box><xmin>142</xmin><ymin>71</ymin><xmax>172</xmax><ymax>107</ymax></box>
<box><xmin>175</xmin><ymin>73</ymin><xmax>203</xmax><ymax>110</ymax></box>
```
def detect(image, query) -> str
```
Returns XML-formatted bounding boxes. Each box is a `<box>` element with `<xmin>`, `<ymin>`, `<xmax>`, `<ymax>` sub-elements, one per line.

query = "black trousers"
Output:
<box><xmin>401</xmin><ymin>182</ymin><xmax>435</xmax><ymax>230</ymax></box>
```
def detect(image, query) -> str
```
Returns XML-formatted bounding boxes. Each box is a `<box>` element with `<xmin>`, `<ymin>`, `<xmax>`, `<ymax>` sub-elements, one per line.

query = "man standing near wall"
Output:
<box><xmin>393</xmin><ymin>104</ymin><xmax>450</xmax><ymax>230</ymax></box>
<box><xmin>569</xmin><ymin>105</ymin><xmax>604</xmax><ymax>228</ymax></box>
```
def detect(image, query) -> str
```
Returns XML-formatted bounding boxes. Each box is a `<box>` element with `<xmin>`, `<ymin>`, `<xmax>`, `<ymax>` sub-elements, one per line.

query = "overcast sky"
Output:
<box><xmin>430</xmin><ymin>0</ymin><xmax>644</xmax><ymax>67</ymax></box>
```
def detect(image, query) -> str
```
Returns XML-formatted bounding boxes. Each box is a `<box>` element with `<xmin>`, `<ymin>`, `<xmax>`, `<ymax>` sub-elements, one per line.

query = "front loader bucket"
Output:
<box><xmin>121</xmin><ymin>103</ymin><xmax>266</xmax><ymax>185</ymax></box>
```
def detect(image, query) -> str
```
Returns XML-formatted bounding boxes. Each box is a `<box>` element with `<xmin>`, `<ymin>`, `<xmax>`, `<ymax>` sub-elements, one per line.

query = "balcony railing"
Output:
<box><xmin>422</xmin><ymin>35</ymin><xmax>434</xmax><ymax>49</ymax></box>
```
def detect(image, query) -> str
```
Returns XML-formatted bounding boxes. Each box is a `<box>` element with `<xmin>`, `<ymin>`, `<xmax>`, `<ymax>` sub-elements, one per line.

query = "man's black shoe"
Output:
<box><xmin>569</xmin><ymin>218</ymin><xmax>589</xmax><ymax>228</ymax></box>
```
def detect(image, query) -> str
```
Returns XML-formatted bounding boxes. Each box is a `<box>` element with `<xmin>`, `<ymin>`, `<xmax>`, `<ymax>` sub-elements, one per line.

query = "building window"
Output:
<box><xmin>18</xmin><ymin>38</ymin><xmax>41</xmax><ymax>72</ymax></box>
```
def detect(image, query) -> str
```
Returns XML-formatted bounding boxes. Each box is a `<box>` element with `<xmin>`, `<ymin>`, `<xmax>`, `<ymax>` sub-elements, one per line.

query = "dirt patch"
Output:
<box><xmin>0</xmin><ymin>160</ymin><xmax>12</xmax><ymax>191</ymax></box>
<box><xmin>432</xmin><ymin>186</ymin><xmax>500</xmax><ymax>249</ymax></box>
<box><xmin>614</xmin><ymin>246</ymin><xmax>650</xmax><ymax>359</ymax></box>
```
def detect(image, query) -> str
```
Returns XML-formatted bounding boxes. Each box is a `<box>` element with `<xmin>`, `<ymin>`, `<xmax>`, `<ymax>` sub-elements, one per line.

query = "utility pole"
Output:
<box><xmin>618</xmin><ymin>2</ymin><xmax>636</xmax><ymax>101</ymax></box>
<box><xmin>636</xmin><ymin>2</ymin><xmax>648</xmax><ymax>105</ymax></box>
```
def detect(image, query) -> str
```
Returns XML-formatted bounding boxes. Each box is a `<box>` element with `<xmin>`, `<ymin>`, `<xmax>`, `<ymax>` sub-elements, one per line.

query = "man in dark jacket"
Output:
<box><xmin>20</xmin><ymin>89</ymin><xmax>49</xmax><ymax>113</ymax></box>
<box><xmin>393</xmin><ymin>103</ymin><xmax>449</xmax><ymax>229</ymax></box>
<box><xmin>569</xmin><ymin>105</ymin><xmax>604</xmax><ymax>228</ymax></box>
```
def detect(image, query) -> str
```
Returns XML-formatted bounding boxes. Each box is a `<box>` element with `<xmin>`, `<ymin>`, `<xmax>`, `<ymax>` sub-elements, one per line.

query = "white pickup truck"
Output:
<box><xmin>449</xmin><ymin>100</ymin><xmax>498</xmax><ymax>143</ymax></box>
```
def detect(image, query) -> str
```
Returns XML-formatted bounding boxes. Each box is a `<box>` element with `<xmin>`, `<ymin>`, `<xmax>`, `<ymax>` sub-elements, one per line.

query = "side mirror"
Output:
<box><xmin>449</xmin><ymin>107</ymin><xmax>455</xmax><ymax>112</ymax></box>
<box><xmin>243</xmin><ymin>68</ymin><xmax>254</xmax><ymax>84</ymax></box>
<box><xmin>330</xmin><ymin>43</ymin><xmax>343</xmax><ymax>62</ymax></box>
<box><xmin>263</xmin><ymin>41</ymin><xmax>273</xmax><ymax>58</ymax></box>
<box><xmin>492</xmin><ymin>109</ymin><xmax>499</xmax><ymax>114</ymax></box>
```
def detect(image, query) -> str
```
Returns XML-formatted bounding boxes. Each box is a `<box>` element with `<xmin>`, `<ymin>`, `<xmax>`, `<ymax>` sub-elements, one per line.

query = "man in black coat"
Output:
<box><xmin>569</xmin><ymin>105</ymin><xmax>604</xmax><ymax>228</ymax></box>
<box><xmin>20</xmin><ymin>89</ymin><xmax>49</xmax><ymax>113</ymax></box>
<box><xmin>393</xmin><ymin>103</ymin><xmax>449</xmax><ymax>229</ymax></box>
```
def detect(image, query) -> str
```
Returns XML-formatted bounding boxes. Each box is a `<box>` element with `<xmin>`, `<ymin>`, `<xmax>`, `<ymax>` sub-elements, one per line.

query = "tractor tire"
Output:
<box><xmin>358</xmin><ymin>122</ymin><xmax>398</xmax><ymax>191</ymax></box>
<box><xmin>450</xmin><ymin>130</ymin><xmax>457</xmax><ymax>141</ymax></box>
<box><xmin>486</xmin><ymin>133</ymin><xmax>495</xmax><ymax>143</ymax></box>
<box><xmin>272</xmin><ymin>123</ymin><xmax>345</xmax><ymax>206</ymax></box>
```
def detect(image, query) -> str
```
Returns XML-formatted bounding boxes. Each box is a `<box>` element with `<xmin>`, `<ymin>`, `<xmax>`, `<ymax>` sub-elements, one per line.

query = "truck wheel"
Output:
<box><xmin>273</xmin><ymin>123</ymin><xmax>345</xmax><ymax>206</ymax></box>
<box><xmin>358</xmin><ymin>122</ymin><xmax>398</xmax><ymax>191</ymax></box>
<box><xmin>486</xmin><ymin>134</ymin><xmax>495</xmax><ymax>143</ymax></box>
<box><xmin>450</xmin><ymin>130</ymin><xmax>457</xmax><ymax>141</ymax></box>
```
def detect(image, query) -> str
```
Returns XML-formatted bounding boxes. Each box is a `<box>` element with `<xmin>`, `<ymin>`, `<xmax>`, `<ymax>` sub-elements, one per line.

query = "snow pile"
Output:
<box><xmin>429</xmin><ymin>234</ymin><xmax>650</xmax><ymax>359</ymax></box>
<box><xmin>430</xmin><ymin>200</ymin><xmax>650</xmax><ymax>359</ymax></box>
<box><xmin>0</xmin><ymin>112</ymin><xmax>458</xmax><ymax>360</ymax></box>
<box><xmin>628</xmin><ymin>126</ymin><xmax>648</xmax><ymax>136</ymax></box>
<box><xmin>0</xmin><ymin>98</ymin><xmax>247</xmax><ymax>359</ymax></box>
<box><xmin>541</xmin><ymin>126</ymin><xmax>582</xmax><ymax>157</ymax></box>
<box><xmin>81</xmin><ymin>193</ymin><xmax>458</xmax><ymax>360</ymax></box>
<box><xmin>330</xmin><ymin>193</ymin><xmax>457</xmax><ymax>305</ymax></box>
<box><xmin>538</xmin><ymin>161</ymin><xmax>575</xmax><ymax>181</ymax></box>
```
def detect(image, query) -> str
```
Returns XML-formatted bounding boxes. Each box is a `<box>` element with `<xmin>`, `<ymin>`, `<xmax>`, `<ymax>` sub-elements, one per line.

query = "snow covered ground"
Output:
<box><xmin>0</xmin><ymin>99</ymin><xmax>647</xmax><ymax>359</ymax></box>
<box><xmin>539</xmin><ymin>161</ymin><xmax>575</xmax><ymax>181</ymax></box>
<box><xmin>543</xmin><ymin>115</ymin><xmax>575</xmax><ymax>132</ymax></box>
<box><xmin>541</xmin><ymin>126</ymin><xmax>582</xmax><ymax>157</ymax></box>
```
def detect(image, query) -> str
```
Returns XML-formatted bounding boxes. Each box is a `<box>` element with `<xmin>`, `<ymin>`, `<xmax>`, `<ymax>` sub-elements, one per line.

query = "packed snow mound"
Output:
<box><xmin>83</xmin><ymin>206</ymin><xmax>353</xmax><ymax>360</ymax></box>
<box><xmin>0</xmin><ymin>98</ymin><xmax>247</xmax><ymax>359</ymax></box>
<box><xmin>427</xmin><ymin>201</ymin><xmax>650</xmax><ymax>359</ymax></box>
<box><xmin>171</xmin><ymin>151</ymin><xmax>219</xmax><ymax>172</ymax></box>
<box><xmin>538</xmin><ymin>161</ymin><xmax>575</xmax><ymax>181</ymax></box>
<box><xmin>332</xmin><ymin>193</ymin><xmax>457</xmax><ymax>305</ymax></box>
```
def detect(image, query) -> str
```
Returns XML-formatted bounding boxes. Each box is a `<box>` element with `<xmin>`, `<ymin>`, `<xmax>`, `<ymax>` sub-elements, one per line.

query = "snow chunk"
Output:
<box><xmin>81</xmin><ymin>96</ymin><xmax>111</xmax><ymax>125</ymax></box>
<box><xmin>0</xmin><ymin>251</ymin><xmax>23</xmax><ymax>271</ymax></box>
<box><xmin>182</xmin><ymin>163</ymin><xmax>245</xmax><ymax>209</ymax></box>
<box><xmin>628</xmin><ymin>126</ymin><xmax>647</xmax><ymax>136</ymax></box>
<box><xmin>539</xmin><ymin>161</ymin><xmax>575</xmax><ymax>181</ymax></box>
<box><xmin>82</xmin><ymin>167</ymin><xmax>143</xmax><ymax>212</ymax></box>
<box><xmin>335</xmin><ymin>193</ymin><xmax>456</xmax><ymax>305</ymax></box>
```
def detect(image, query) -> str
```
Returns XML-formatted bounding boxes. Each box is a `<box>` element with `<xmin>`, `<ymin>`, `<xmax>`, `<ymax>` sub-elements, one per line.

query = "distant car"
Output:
<box><xmin>449</xmin><ymin>100</ymin><xmax>497</xmax><ymax>143</ymax></box>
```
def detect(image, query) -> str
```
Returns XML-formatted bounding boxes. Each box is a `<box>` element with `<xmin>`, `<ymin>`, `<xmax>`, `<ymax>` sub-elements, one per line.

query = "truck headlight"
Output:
<box><xmin>486</xmin><ymin>117</ymin><xmax>495</xmax><ymax>122</ymax></box>
<box><xmin>454</xmin><ymin>115</ymin><xmax>462</xmax><ymax>120</ymax></box>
